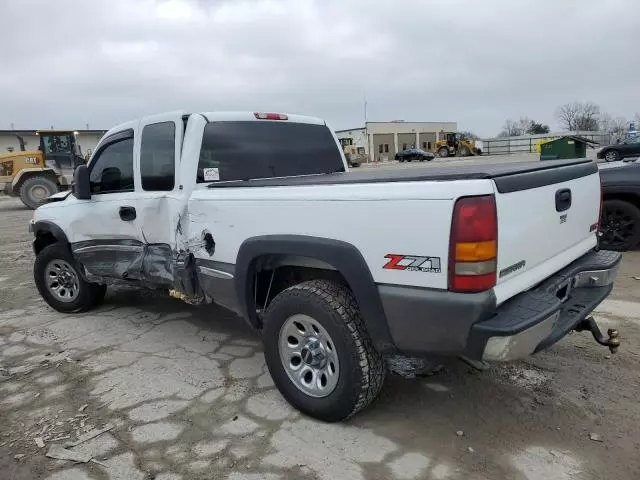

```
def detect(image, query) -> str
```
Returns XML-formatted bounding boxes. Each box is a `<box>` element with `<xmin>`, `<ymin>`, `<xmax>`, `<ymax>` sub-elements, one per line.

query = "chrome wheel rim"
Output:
<box><xmin>605</xmin><ymin>151</ymin><xmax>617</xmax><ymax>162</ymax></box>
<box><xmin>45</xmin><ymin>259</ymin><xmax>80</xmax><ymax>302</ymax></box>
<box><xmin>278</xmin><ymin>314</ymin><xmax>339</xmax><ymax>398</ymax></box>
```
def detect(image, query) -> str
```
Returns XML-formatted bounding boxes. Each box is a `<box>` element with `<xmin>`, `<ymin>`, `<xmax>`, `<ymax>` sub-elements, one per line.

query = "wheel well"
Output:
<box><xmin>603</xmin><ymin>193</ymin><xmax>640</xmax><ymax>210</ymax></box>
<box><xmin>33</xmin><ymin>231</ymin><xmax>58</xmax><ymax>255</ymax></box>
<box><xmin>12</xmin><ymin>171</ymin><xmax>58</xmax><ymax>195</ymax></box>
<box><xmin>252</xmin><ymin>255</ymin><xmax>348</xmax><ymax>323</ymax></box>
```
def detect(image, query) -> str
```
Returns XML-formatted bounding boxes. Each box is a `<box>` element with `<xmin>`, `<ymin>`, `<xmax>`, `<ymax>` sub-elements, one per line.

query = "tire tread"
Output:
<box><xmin>268</xmin><ymin>279</ymin><xmax>385</xmax><ymax>419</ymax></box>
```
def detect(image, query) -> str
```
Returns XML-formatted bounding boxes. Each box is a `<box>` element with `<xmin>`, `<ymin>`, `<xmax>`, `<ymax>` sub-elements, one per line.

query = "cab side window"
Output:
<box><xmin>89</xmin><ymin>133</ymin><xmax>134</xmax><ymax>194</ymax></box>
<box><xmin>140</xmin><ymin>122</ymin><xmax>176</xmax><ymax>191</ymax></box>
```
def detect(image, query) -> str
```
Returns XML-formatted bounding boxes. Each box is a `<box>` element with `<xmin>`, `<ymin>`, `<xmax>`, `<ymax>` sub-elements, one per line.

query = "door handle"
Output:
<box><xmin>555</xmin><ymin>189</ymin><xmax>572</xmax><ymax>212</ymax></box>
<box><xmin>119</xmin><ymin>206</ymin><xmax>136</xmax><ymax>221</ymax></box>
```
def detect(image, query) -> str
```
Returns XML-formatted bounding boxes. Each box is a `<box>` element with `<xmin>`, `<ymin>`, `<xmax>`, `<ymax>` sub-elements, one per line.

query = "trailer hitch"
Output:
<box><xmin>574</xmin><ymin>317</ymin><xmax>620</xmax><ymax>354</ymax></box>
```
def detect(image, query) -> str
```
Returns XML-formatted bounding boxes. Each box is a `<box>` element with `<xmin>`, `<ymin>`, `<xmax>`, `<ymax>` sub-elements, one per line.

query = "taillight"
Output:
<box><xmin>254</xmin><ymin>112</ymin><xmax>288</xmax><ymax>120</ymax></box>
<box><xmin>449</xmin><ymin>195</ymin><xmax>498</xmax><ymax>293</ymax></box>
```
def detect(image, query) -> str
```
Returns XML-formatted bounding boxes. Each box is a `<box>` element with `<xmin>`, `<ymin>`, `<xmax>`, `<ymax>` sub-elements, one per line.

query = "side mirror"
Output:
<box><xmin>73</xmin><ymin>164</ymin><xmax>91</xmax><ymax>200</ymax></box>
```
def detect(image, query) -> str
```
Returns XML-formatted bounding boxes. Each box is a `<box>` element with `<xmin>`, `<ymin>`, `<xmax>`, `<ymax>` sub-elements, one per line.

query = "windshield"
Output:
<box><xmin>41</xmin><ymin>133</ymin><xmax>81</xmax><ymax>156</ymax></box>
<box><xmin>197</xmin><ymin>121</ymin><xmax>344</xmax><ymax>183</ymax></box>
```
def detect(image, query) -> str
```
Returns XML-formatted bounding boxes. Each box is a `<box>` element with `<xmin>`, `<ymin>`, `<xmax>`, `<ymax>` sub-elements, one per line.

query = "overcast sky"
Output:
<box><xmin>1</xmin><ymin>0</ymin><xmax>638</xmax><ymax>137</ymax></box>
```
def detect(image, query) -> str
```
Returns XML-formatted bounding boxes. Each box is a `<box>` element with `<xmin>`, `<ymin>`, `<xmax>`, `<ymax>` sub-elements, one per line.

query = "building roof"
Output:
<box><xmin>0</xmin><ymin>129</ymin><xmax>107</xmax><ymax>135</ymax></box>
<box><xmin>335</xmin><ymin>127</ymin><xmax>365</xmax><ymax>133</ymax></box>
<box><xmin>549</xmin><ymin>135</ymin><xmax>600</xmax><ymax>146</ymax></box>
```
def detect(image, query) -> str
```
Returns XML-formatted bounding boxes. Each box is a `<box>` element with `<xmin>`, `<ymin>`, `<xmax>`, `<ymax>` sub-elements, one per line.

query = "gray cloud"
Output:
<box><xmin>1</xmin><ymin>0</ymin><xmax>638</xmax><ymax>136</ymax></box>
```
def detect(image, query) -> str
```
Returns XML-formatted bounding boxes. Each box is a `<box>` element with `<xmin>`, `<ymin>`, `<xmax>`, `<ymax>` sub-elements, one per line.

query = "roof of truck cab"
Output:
<box><xmin>201</xmin><ymin>112</ymin><xmax>325</xmax><ymax>125</ymax></box>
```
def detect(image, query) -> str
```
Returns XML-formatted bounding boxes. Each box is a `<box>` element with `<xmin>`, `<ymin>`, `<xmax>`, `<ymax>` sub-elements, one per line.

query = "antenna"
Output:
<box><xmin>363</xmin><ymin>89</ymin><xmax>368</xmax><ymax>125</ymax></box>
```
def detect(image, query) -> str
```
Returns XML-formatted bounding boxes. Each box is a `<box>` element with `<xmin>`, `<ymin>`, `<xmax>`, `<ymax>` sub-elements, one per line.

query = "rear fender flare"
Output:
<box><xmin>235</xmin><ymin>235</ymin><xmax>395</xmax><ymax>353</ymax></box>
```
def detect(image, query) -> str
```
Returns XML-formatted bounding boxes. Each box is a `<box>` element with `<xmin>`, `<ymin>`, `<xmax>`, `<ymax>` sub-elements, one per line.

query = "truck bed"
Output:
<box><xmin>207</xmin><ymin>159</ymin><xmax>596</xmax><ymax>193</ymax></box>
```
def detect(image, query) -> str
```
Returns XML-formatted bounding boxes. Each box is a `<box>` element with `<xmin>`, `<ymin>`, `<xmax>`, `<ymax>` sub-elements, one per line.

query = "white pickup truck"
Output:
<box><xmin>30</xmin><ymin>111</ymin><xmax>621</xmax><ymax>422</ymax></box>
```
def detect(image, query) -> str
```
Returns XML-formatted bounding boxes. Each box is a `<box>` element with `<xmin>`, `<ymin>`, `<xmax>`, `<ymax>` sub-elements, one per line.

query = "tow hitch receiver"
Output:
<box><xmin>574</xmin><ymin>317</ymin><xmax>620</xmax><ymax>354</ymax></box>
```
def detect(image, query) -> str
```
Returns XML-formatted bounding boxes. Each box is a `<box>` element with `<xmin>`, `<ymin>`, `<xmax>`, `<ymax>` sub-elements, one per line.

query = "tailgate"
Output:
<box><xmin>492</xmin><ymin>161</ymin><xmax>600</xmax><ymax>304</ymax></box>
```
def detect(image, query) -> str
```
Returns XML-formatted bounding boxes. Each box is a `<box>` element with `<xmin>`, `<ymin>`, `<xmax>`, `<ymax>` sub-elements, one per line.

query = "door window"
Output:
<box><xmin>89</xmin><ymin>135</ymin><xmax>134</xmax><ymax>194</ymax></box>
<box><xmin>140</xmin><ymin>122</ymin><xmax>176</xmax><ymax>191</ymax></box>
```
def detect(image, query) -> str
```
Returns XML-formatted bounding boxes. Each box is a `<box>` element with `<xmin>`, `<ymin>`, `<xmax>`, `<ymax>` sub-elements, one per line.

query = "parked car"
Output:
<box><xmin>598</xmin><ymin>160</ymin><xmax>640</xmax><ymax>250</ymax></box>
<box><xmin>395</xmin><ymin>148</ymin><xmax>435</xmax><ymax>162</ymax></box>
<box><xmin>597</xmin><ymin>136</ymin><xmax>640</xmax><ymax>162</ymax></box>
<box><xmin>30</xmin><ymin>111</ymin><xmax>620</xmax><ymax>422</ymax></box>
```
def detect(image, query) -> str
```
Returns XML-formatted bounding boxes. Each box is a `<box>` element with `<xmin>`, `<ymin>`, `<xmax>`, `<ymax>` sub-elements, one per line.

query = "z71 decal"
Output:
<box><xmin>383</xmin><ymin>254</ymin><xmax>442</xmax><ymax>273</ymax></box>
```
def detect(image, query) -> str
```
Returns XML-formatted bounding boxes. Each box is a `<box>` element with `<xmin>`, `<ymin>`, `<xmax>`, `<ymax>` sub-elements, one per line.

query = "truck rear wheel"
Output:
<box><xmin>34</xmin><ymin>243</ymin><xmax>107</xmax><ymax>313</ymax></box>
<box><xmin>438</xmin><ymin>147</ymin><xmax>449</xmax><ymax>158</ymax></box>
<box><xmin>19</xmin><ymin>176</ymin><xmax>58</xmax><ymax>209</ymax></box>
<box><xmin>263</xmin><ymin>280</ymin><xmax>385</xmax><ymax>422</ymax></box>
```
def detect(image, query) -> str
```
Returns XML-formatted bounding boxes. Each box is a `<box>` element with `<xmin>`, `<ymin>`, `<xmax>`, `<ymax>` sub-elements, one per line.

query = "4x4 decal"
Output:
<box><xmin>383</xmin><ymin>254</ymin><xmax>442</xmax><ymax>273</ymax></box>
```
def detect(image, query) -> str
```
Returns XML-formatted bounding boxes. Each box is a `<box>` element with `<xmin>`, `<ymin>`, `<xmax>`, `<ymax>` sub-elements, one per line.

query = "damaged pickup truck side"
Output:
<box><xmin>30</xmin><ymin>111</ymin><xmax>621</xmax><ymax>422</ymax></box>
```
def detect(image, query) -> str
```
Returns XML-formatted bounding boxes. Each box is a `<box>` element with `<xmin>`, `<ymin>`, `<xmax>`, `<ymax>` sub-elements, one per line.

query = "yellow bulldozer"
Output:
<box><xmin>435</xmin><ymin>132</ymin><xmax>482</xmax><ymax>158</ymax></box>
<box><xmin>0</xmin><ymin>130</ymin><xmax>87</xmax><ymax>209</ymax></box>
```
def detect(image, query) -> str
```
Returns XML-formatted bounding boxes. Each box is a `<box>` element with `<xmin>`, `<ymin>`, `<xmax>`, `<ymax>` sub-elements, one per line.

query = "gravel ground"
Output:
<box><xmin>1</xmin><ymin>195</ymin><xmax>639</xmax><ymax>480</ymax></box>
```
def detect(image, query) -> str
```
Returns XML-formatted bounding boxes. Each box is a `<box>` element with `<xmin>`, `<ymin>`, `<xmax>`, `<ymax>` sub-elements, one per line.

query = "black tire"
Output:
<box><xmin>263</xmin><ymin>280</ymin><xmax>385</xmax><ymax>422</ymax></box>
<box><xmin>438</xmin><ymin>147</ymin><xmax>449</xmax><ymax>158</ymax></box>
<box><xmin>34</xmin><ymin>243</ymin><xmax>107</xmax><ymax>313</ymax></box>
<box><xmin>19</xmin><ymin>175</ymin><xmax>58</xmax><ymax>209</ymax></box>
<box><xmin>398</xmin><ymin>157</ymin><xmax>404</xmax><ymax>162</ymax></box>
<box><xmin>458</xmin><ymin>146</ymin><xmax>470</xmax><ymax>156</ymax></box>
<box><xmin>603</xmin><ymin>149</ymin><xmax>620</xmax><ymax>162</ymax></box>
<box><xmin>600</xmin><ymin>200</ymin><xmax>640</xmax><ymax>251</ymax></box>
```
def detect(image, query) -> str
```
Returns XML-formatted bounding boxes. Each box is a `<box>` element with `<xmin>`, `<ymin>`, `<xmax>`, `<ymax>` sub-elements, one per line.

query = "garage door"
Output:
<box><xmin>398</xmin><ymin>133</ymin><xmax>416</xmax><ymax>152</ymax></box>
<box><xmin>420</xmin><ymin>132</ymin><xmax>436</xmax><ymax>152</ymax></box>
<box><xmin>372</xmin><ymin>134</ymin><xmax>394</xmax><ymax>162</ymax></box>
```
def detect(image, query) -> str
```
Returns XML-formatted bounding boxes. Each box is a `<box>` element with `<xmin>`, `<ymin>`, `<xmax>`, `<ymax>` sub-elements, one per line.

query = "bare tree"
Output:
<box><xmin>498</xmin><ymin>119</ymin><xmax>524</xmax><ymax>137</ymax></box>
<box><xmin>598</xmin><ymin>113</ymin><xmax>628</xmax><ymax>141</ymax></box>
<box><xmin>556</xmin><ymin>102</ymin><xmax>580</xmax><ymax>130</ymax></box>
<box><xmin>609</xmin><ymin>117</ymin><xmax>628</xmax><ymax>140</ymax></box>
<box><xmin>555</xmin><ymin>101</ymin><xmax>601</xmax><ymax>131</ymax></box>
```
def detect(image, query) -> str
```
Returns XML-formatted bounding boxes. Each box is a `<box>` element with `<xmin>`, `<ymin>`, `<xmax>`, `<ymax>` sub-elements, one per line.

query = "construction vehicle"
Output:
<box><xmin>0</xmin><ymin>130</ymin><xmax>87</xmax><ymax>209</ymax></box>
<box><xmin>342</xmin><ymin>144</ymin><xmax>366</xmax><ymax>167</ymax></box>
<box><xmin>339</xmin><ymin>138</ymin><xmax>366</xmax><ymax>167</ymax></box>
<box><xmin>435</xmin><ymin>132</ymin><xmax>482</xmax><ymax>158</ymax></box>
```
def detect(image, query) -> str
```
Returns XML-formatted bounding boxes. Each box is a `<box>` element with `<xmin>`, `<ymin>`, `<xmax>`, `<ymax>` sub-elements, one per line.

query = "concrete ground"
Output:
<box><xmin>1</xmin><ymin>190</ymin><xmax>640</xmax><ymax>480</ymax></box>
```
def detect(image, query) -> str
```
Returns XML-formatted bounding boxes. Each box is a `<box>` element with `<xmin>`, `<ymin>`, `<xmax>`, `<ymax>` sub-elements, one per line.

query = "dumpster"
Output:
<box><xmin>540</xmin><ymin>135</ymin><xmax>598</xmax><ymax>160</ymax></box>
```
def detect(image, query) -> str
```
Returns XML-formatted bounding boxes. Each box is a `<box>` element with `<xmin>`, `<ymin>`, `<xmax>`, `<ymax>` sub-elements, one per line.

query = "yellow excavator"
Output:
<box><xmin>435</xmin><ymin>132</ymin><xmax>482</xmax><ymax>158</ymax></box>
<box><xmin>0</xmin><ymin>130</ymin><xmax>86</xmax><ymax>209</ymax></box>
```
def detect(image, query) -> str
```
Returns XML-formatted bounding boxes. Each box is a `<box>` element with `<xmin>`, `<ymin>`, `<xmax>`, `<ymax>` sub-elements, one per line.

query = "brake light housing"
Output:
<box><xmin>254</xmin><ymin>112</ymin><xmax>288</xmax><ymax>121</ymax></box>
<box><xmin>449</xmin><ymin>195</ymin><xmax>498</xmax><ymax>293</ymax></box>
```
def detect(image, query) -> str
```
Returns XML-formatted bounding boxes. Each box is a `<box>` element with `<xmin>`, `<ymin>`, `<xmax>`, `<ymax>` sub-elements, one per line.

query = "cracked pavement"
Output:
<box><xmin>1</xmin><ymin>197</ymin><xmax>640</xmax><ymax>480</ymax></box>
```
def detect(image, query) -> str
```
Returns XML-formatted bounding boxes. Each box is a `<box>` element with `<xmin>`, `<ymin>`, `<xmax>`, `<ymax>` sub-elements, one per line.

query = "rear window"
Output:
<box><xmin>197</xmin><ymin>121</ymin><xmax>344</xmax><ymax>183</ymax></box>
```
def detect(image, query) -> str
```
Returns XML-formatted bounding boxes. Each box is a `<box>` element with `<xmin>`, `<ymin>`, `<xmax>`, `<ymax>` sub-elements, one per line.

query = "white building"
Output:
<box><xmin>0</xmin><ymin>129</ymin><xmax>106</xmax><ymax>158</ymax></box>
<box><xmin>336</xmin><ymin>120</ymin><xmax>457</xmax><ymax>163</ymax></box>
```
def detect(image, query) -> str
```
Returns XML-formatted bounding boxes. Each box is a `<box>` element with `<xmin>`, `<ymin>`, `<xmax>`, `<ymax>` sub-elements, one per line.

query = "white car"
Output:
<box><xmin>30</xmin><ymin>111</ymin><xmax>621</xmax><ymax>422</ymax></box>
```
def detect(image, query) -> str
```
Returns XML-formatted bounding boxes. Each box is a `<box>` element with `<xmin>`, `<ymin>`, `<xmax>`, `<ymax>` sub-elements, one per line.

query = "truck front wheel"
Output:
<box><xmin>263</xmin><ymin>280</ymin><xmax>385</xmax><ymax>422</ymax></box>
<box><xmin>19</xmin><ymin>176</ymin><xmax>58</xmax><ymax>209</ymax></box>
<box><xmin>34</xmin><ymin>243</ymin><xmax>107</xmax><ymax>313</ymax></box>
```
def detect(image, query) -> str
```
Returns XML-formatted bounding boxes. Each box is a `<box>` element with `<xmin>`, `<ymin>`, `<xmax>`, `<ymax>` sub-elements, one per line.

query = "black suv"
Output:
<box><xmin>599</xmin><ymin>160</ymin><xmax>640</xmax><ymax>250</ymax></box>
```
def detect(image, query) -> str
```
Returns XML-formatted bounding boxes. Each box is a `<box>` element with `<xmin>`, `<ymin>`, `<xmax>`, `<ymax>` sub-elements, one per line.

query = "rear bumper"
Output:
<box><xmin>378</xmin><ymin>249</ymin><xmax>621</xmax><ymax>360</ymax></box>
<box><xmin>465</xmin><ymin>249</ymin><xmax>621</xmax><ymax>361</ymax></box>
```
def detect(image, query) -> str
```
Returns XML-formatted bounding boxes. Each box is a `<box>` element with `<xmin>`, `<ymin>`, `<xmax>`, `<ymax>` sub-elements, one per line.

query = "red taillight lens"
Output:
<box><xmin>449</xmin><ymin>195</ymin><xmax>498</xmax><ymax>293</ymax></box>
<box><xmin>254</xmin><ymin>112</ymin><xmax>288</xmax><ymax>120</ymax></box>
